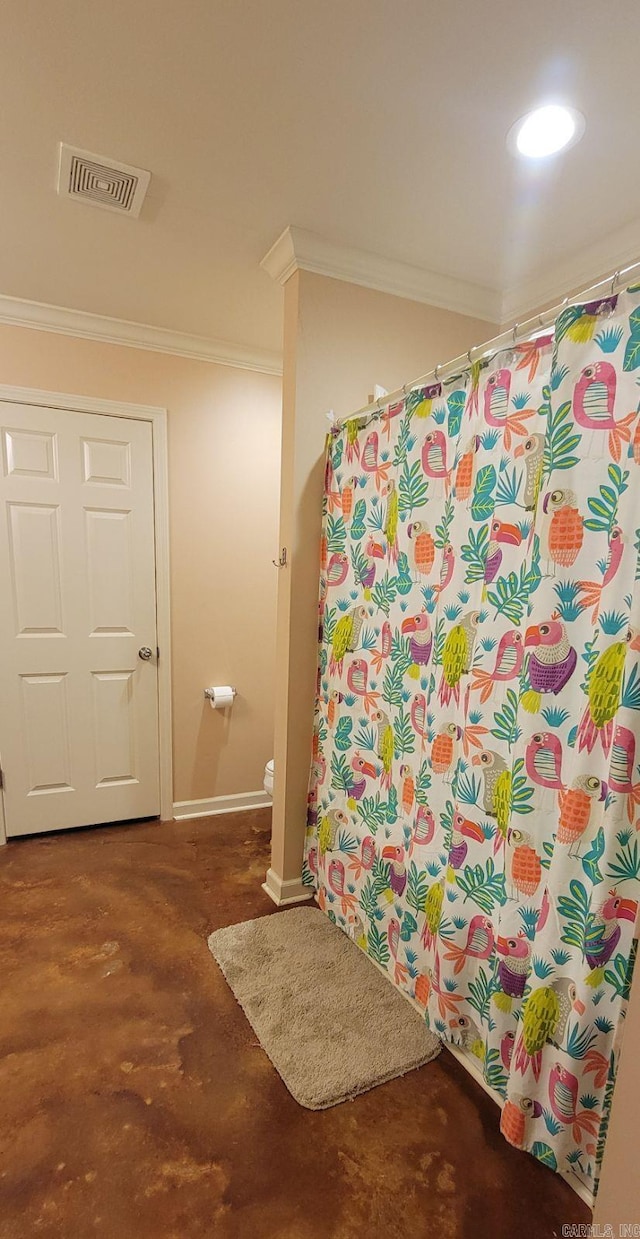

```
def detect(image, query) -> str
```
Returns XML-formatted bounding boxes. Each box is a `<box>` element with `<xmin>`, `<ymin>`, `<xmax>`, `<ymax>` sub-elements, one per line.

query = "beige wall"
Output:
<box><xmin>0</xmin><ymin>323</ymin><xmax>281</xmax><ymax>806</ymax></box>
<box><xmin>270</xmin><ymin>271</ymin><xmax>498</xmax><ymax>889</ymax></box>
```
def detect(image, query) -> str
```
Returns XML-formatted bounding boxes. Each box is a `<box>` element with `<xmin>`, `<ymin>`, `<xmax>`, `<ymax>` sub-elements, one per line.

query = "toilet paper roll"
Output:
<box><xmin>206</xmin><ymin>686</ymin><xmax>235</xmax><ymax>710</ymax></box>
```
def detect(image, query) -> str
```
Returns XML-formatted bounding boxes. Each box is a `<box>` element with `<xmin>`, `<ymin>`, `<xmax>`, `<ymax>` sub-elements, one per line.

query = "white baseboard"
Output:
<box><xmin>262</xmin><ymin>867</ymin><xmax>312</xmax><ymax>906</ymax></box>
<box><xmin>173</xmin><ymin>790</ymin><xmax>271</xmax><ymax>820</ymax></box>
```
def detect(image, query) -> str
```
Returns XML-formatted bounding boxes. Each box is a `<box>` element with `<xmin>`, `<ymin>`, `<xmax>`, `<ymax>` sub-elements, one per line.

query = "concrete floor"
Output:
<box><xmin>0</xmin><ymin>809</ymin><xmax>590</xmax><ymax>1238</ymax></box>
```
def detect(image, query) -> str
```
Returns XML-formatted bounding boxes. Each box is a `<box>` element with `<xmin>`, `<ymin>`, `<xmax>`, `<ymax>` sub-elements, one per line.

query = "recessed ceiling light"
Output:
<box><xmin>508</xmin><ymin>105</ymin><xmax>585</xmax><ymax>159</ymax></box>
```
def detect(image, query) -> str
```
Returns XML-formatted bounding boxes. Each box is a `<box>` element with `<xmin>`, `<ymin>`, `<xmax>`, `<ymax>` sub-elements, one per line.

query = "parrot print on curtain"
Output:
<box><xmin>304</xmin><ymin>286</ymin><xmax>640</xmax><ymax>1196</ymax></box>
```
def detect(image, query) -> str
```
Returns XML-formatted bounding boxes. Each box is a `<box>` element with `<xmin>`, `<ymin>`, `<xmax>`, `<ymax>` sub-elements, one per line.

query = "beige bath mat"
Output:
<box><xmin>208</xmin><ymin>906</ymin><xmax>441</xmax><ymax>1109</ymax></box>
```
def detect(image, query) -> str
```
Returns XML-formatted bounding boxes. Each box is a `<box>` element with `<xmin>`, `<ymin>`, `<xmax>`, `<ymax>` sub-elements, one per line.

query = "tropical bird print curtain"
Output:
<box><xmin>304</xmin><ymin>286</ymin><xmax>640</xmax><ymax>1196</ymax></box>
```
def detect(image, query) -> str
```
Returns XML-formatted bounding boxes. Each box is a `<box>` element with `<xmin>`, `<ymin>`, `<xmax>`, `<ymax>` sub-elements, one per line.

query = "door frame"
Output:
<box><xmin>0</xmin><ymin>384</ymin><xmax>173</xmax><ymax>843</ymax></box>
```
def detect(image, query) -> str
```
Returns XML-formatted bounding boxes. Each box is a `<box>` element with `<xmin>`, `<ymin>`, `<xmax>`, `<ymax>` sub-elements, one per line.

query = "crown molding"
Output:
<box><xmin>0</xmin><ymin>293</ymin><xmax>282</xmax><ymax>375</ymax></box>
<box><xmin>501</xmin><ymin>217</ymin><xmax>640</xmax><ymax>325</ymax></box>
<box><xmin>261</xmin><ymin>225</ymin><xmax>501</xmax><ymax>323</ymax></box>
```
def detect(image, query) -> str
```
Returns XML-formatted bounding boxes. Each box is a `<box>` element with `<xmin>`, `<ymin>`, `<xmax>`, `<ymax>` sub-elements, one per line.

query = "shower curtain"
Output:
<box><xmin>304</xmin><ymin>286</ymin><xmax>640</xmax><ymax>1195</ymax></box>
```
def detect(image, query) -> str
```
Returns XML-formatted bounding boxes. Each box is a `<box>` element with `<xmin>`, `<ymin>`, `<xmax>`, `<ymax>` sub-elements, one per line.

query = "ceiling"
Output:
<box><xmin>2</xmin><ymin>0</ymin><xmax>640</xmax><ymax>358</ymax></box>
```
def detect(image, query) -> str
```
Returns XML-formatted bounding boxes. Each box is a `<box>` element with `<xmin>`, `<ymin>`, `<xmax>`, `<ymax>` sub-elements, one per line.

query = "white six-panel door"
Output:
<box><xmin>0</xmin><ymin>402</ymin><xmax>160</xmax><ymax>836</ymax></box>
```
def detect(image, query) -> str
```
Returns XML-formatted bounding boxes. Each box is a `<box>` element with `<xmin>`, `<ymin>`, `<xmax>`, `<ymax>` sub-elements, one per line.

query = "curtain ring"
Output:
<box><xmin>466</xmin><ymin>348</ymin><xmax>473</xmax><ymax>365</ymax></box>
<box><xmin>434</xmin><ymin>363</ymin><xmax>441</xmax><ymax>381</ymax></box>
<box><xmin>538</xmin><ymin>314</ymin><xmax>545</xmax><ymax>328</ymax></box>
<box><xmin>611</xmin><ymin>270</ymin><xmax>620</xmax><ymax>296</ymax></box>
<box><xmin>512</xmin><ymin>322</ymin><xmax>519</xmax><ymax>345</ymax></box>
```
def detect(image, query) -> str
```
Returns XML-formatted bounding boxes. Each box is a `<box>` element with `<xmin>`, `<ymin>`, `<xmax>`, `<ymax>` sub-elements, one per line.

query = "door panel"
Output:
<box><xmin>81</xmin><ymin>437</ymin><xmax>131</xmax><ymax>487</ymax></box>
<box><xmin>8</xmin><ymin>502</ymin><xmax>64</xmax><ymax>634</ymax></box>
<box><xmin>4</xmin><ymin>427</ymin><xmax>58</xmax><ymax>479</ymax></box>
<box><xmin>0</xmin><ymin>402</ymin><xmax>160</xmax><ymax>836</ymax></box>
<box><xmin>91</xmin><ymin>670</ymin><xmax>137</xmax><ymax>786</ymax></box>
<box><xmin>85</xmin><ymin>508</ymin><xmax>134</xmax><ymax>634</ymax></box>
<box><xmin>20</xmin><ymin>673</ymin><xmax>73</xmax><ymax>795</ymax></box>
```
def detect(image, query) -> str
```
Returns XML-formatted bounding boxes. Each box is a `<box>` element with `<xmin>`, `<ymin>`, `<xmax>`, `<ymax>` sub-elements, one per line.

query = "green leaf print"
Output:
<box><xmin>621</xmin><ymin>663</ymin><xmax>640</xmax><ymax>711</ymax></box>
<box><xmin>330</xmin><ymin>752</ymin><xmax>352</xmax><ymax>792</ymax></box>
<box><xmin>399</xmin><ymin>459</ymin><xmax>429</xmax><ymax>514</ymax></box>
<box><xmin>350</xmin><ymin>543</ymin><xmax>370</xmax><ymax>592</ymax></box>
<box><xmin>433</xmin><ymin>615</ymin><xmax>447</xmax><ymax>665</ymax></box>
<box><xmin>581</xmin><ymin>827</ymin><xmax>605</xmax><ymax>886</ymax></box>
<box><xmin>490</xmin><ymin>689</ymin><xmax>521</xmax><ymax>749</ymax></box>
<box><xmin>335</xmin><ymin>829</ymin><xmax>359</xmax><ymax>855</ymax></box>
<box><xmin>406</xmin><ymin>861</ymin><xmax>430</xmax><ymax>916</ymax></box>
<box><xmin>447</xmin><ymin>389</ymin><xmax>466</xmax><ymax>438</ymax></box>
<box><xmin>334</xmin><ymin>716</ymin><xmax>353</xmax><ymax>752</ymax></box>
<box><xmin>322</xmin><ymin>606</ymin><xmax>337</xmax><ymax>645</ymax></box>
<box><xmin>434</xmin><ymin>496</ymin><xmax>455</xmax><ymax>549</ymax></box>
<box><xmin>439</xmin><ymin>799</ymin><xmax>455</xmax><ymax>850</ymax></box>
<box><xmin>360</xmin><ymin>875</ymin><xmax>384</xmax><ymax>922</ymax></box>
<box><xmin>540</xmin><ymin>839</ymin><xmax>554</xmax><ymax>872</ymax></box>
<box><xmin>584</xmin><ymin>465</ymin><xmax>629</xmax><ymax>535</ymax></box>
<box><xmin>415</xmin><ymin>759</ymin><xmax>432</xmax><ymax>805</ymax></box>
<box><xmin>460</xmin><ymin>524</ymin><xmax>489</xmax><ymax>583</ymax></box>
<box><xmin>326</xmin><ymin>514</ymin><xmax>347</xmax><ymax>553</ymax></box>
<box><xmin>354</xmin><ymin>721</ymin><xmax>377</xmax><ymax>751</ymax></box>
<box><xmin>383</xmin><ymin>660</ymin><xmax>404</xmax><ymax>708</ymax></box>
<box><xmin>392</xmin><ymin>413</ymin><xmax>413</xmax><ymax>467</ymax></box>
<box><xmin>486</xmin><ymin>564</ymin><xmax>531</xmax><ymax>625</ymax></box>
<box><xmin>495</xmin><ymin>464</ymin><xmax>522</xmax><ymax>508</ymax></box>
<box><xmin>367</xmin><ymin>921</ymin><xmax>390</xmax><ymax>967</ymax></box>
<box><xmin>530</xmin><ymin>1144</ymin><xmax>557</xmax><ymax>1172</ymax></box>
<box><xmin>371</xmin><ymin>573</ymin><xmax>398</xmax><ymax>616</ymax></box>
<box><xmin>456</xmin><ymin>770</ymin><xmax>482</xmax><ymax>807</ymax></box>
<box><xmin>467</xmin><ymin>967</ymin><xmax>492</xmax><ymax>1023</ymax></box>
<box><xmin>623</xmin><ymin>306</ymin><xmax>640</xmax><ymax>371</ymax></box>
<box><xmin>372</xmin><ymin>853</ymin><xmax>391</xmax><ymax>891</ymax></box>
<box><xmin>484</xmin><ymin>1047</ymin><xmax>508</xmax><ymax>1098</ymax></box>
<box><xmin>356</xmin><ymin>795</ymin><xmax>387</xmax><ymax>833</ymax></box>
<box><xmin>511</xmin><ymin>757</ymin><xmax>534</xmax><ymax>815</ymax></box>
<box><xmin>301</xmin><ymin>857</ymin><xmax>315</xmax><ymax>888</ymax></box>
<box><xmin>400</xmin><ymin>912</ymin><xmax>418</xmax><ymax>941</ymax></box>
<box><xmin>624</xmin><ymin>336</ymin><xmax>640</xmax><ymax>371</ymax></box>
<box><xmin>542</xmin><ymin>400</ymin><xmax>581</xmax><ymax>481</ymax></box>
<box><xmin>390</xmin><ymin>633</ymin><xmax>413</xmax><ymax>675</ymax></box>
<box><xmin>564</xmin><ymin>1023</ymin><xmax>597</xmax><ymax>1060</ymax></box>
<box><xmin>604</xmin><ymin>953</ymin><xmax>633</xmax><ymax>1001</ymax></box>
<box><xmin>557</xmin><ymin>879</ymin><xmax>590</xmax><ymax>953</ymax></box>
<box><xmin>456</xmin><ymin>858</ymin><xmax>505</xmax><ymax>914</ymax></box>
<box><xmin>350</xmin><ymin>498</ymin><xmax>366</xmax><ymax>540</ymax></box>
<box><xmin>394</xmin><ymin>705</ymin><xmax>416</xmax><ymax>758</ymax></box>
<box><xmin>527</xmin><ymin>534</ymin><xmax>542</xmax><ymax>598</ymax></box>
<box><xmin>606</xmin><ymin>834</ymin><xmax>640</xmax><ymax>883</ymax></box>
<box><xmin>396</xmin><ymin>552</ymin><xmax>413</xmax><ymax>596</ymax></box>
<box><xmin>470</xmin><ymin>464</ymin><xmax>496</xmax><ymax>522</ymax></box>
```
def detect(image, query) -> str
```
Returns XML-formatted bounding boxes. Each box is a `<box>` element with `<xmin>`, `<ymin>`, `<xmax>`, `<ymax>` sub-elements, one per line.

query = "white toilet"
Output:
<box><xmin>263</xmin><ymin>759</ymin><xmax>274</xmax><ymax>798</ymax></box>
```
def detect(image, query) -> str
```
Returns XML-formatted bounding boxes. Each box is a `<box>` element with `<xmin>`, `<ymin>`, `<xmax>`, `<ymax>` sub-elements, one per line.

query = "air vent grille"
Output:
<box><xmin>57</xmin><ymin>144</ymin><xmax>150</xmax><ymax>218</ymax></box>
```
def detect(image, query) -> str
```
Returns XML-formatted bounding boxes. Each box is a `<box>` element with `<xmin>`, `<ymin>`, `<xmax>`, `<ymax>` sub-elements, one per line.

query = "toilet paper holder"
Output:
<box><xmin>204</xmin><ymin>686</ymin><xmax>237</xmax><ymax>702</ymax></box>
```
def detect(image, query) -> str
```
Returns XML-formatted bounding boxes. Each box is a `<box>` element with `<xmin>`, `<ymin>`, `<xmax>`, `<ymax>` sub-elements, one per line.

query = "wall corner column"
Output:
<box><xmin>265</xmin><ymin>270</ymin><xmax>323</xmax><ymax>903</ymax></box>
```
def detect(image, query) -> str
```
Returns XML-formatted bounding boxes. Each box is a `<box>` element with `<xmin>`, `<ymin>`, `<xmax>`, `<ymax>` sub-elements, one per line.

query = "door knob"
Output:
<box><xmin>138</xmin><ymin>646</ymin><xmax>153</xmax><ymax>661</ymax></box>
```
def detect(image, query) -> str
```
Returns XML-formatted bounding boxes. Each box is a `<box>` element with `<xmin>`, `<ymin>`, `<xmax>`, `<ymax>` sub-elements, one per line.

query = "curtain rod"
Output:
<box><xmin>334</xmin><ymin>258</ymin><xmax>640</xmax><ymax>426</ymax></box>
